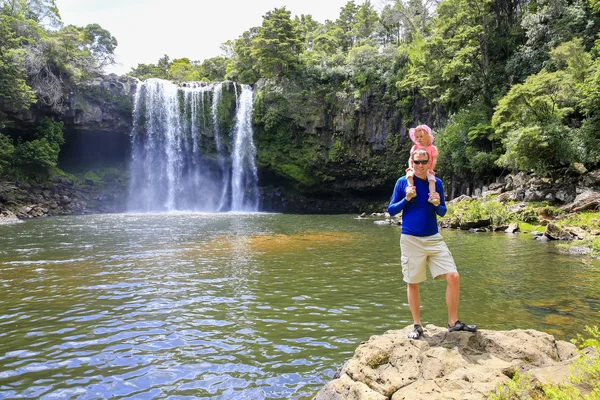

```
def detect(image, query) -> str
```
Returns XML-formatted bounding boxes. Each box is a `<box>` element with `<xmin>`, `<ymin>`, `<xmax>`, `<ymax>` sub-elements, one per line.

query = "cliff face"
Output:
<box><xmin>253</xmin><ymin>77</ymin><xmax>410</xmax><ymax>212</ymax></box>
<box><xmin>60</xmin><ymin>75</ymin><xmax>138</xmax><ymax>171</ymax></box>
<box><xmin>64</xmin><ymin>74</ymin><xmax>138</xmax><ymax>135</ymax></box>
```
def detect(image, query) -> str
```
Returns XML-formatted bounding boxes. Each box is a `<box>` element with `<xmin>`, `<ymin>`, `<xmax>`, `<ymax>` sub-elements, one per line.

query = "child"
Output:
<box><xmin>406</xmin><ymin>124</ymin><xmax>438</xmax><ymax>203</ymax></box>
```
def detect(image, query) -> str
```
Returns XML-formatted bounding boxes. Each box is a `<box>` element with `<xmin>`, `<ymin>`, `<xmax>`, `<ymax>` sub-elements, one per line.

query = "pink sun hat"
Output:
<box><xmin>409</xmin><ymin>124</ymin><xmax>435</xmax><ymax>145</ymax></box>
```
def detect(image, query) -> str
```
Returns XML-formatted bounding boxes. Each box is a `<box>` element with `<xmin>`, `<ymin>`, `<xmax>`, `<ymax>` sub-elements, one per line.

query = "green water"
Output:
<box><xmin>0</xmin><ymin>213</ymin><xmax>599</xmax><ymax>399</ymax></box>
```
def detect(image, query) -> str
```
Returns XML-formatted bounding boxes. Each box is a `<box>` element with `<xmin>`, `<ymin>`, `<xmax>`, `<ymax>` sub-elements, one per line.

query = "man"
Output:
<box><xmin>388</xmin><ymin>149</ymin><xmax>476</xmax><ymax>339</ymax></box>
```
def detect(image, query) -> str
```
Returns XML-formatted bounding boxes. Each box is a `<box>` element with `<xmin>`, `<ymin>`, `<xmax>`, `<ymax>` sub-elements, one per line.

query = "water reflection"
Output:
<box><xmin>0</xmin><ymin>213</ymin><xmax>598</xmax><ymax>399</ymax></box>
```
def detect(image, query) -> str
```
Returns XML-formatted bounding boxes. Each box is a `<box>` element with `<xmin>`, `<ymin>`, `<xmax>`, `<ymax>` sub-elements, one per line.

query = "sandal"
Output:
<box><xmin>408</xmin><ymin>324</ymin><xmax>424</xmax><ymax>339</ymax></box>
<box><xmin>448</xmin><ymin>320</ymin><xmax>477</xmax><ymax>332</ymax></box>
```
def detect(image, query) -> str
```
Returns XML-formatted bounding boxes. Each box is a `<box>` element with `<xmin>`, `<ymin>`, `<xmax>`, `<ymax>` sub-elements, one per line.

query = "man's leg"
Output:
<box><xmin>407</xmin><ymin>282</ymin><xmax>424</xmax><ymax>339</ymax></box>
<box><xmin>407</xmin><ymin>283</ymin><xmax>421</xmax><ymax>325</ymax></box>
<box><xmin>444</xmin><ymin>272</ymin><xmax>460</xmax><ymax>327</ymax></box>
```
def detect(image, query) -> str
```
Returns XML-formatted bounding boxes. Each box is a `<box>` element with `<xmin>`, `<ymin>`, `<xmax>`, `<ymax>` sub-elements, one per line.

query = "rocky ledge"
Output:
<box><xmin>314</xmin><ymin>325</ymin><xmax>582</xmax><ymax>400</ymax></box>
<box><xmin>0</xmin><ymin>178</ymin><xmax>128</xmax><ymax>222</ymax></box>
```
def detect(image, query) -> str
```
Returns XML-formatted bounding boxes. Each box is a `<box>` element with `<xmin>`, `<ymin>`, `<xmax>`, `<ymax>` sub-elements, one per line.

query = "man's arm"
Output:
<box><xmin>388</xmin><ymin>178</ymin><xmax>409</xmax><ymax>216</ymax></box>
<box><xmin>434</xmin><ymin>179</ymin><xmax>447</xmax><ymax>217</ymax></box>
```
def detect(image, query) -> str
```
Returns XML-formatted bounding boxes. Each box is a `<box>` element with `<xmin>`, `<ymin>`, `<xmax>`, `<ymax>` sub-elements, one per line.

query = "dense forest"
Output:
<box><xmin>2</xmin><ymin>0</ymin><xmax>600</xmax><ymax>190</ymax></box>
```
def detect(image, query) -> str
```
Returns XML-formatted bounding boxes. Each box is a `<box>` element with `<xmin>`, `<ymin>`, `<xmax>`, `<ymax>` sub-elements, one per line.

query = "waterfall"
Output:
<box><xmin>231</xmin><ymin>85</ymin><xmax>259</xmax><ymax>211</ymax></box>
<box><xmin>128</xmin><ymin>79</ymin><xmax>259</xmax><ymax>212</ymax></box>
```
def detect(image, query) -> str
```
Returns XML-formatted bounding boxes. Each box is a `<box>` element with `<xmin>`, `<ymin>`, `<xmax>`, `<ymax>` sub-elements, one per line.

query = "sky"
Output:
<box><xmin>55</xmin><ymin>0</ymin><xmax>372</xmax><ymax>75</ymax></box>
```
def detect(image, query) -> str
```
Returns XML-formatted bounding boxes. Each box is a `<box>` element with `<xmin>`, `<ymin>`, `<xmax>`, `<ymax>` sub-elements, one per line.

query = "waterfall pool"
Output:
<box><xmin>0</xmin><ymin>213</ymin><xmax>598</xmax><ymax>398</ymax></box>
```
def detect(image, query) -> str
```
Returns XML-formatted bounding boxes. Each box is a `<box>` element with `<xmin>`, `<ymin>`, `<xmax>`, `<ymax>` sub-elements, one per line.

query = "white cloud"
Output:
<box><xmin>55</xmin><ymin>0</ymin><xmax>364</xmax><ymax>75</ymax></box>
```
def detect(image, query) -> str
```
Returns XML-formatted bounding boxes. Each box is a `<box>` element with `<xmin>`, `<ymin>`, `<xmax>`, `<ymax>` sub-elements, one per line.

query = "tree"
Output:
<box><xmin>506</xmin><ymin>0</ymin><xmax>597</xmax><ymax>83</ymax></box>
<box><xmin>81</xmin><ymin>23</ymin><xmax>117</xmax><ymax>69</ymax></box>
<box><xmin>492</xmin><ymin>70</ymin><xmax>577</xmax><ymax>173</ymax></box>
<box><xmin>201</xmin><ymin>56</ymin><xmax>228</xmax><ymax>81</ymax></box>
<box><xmin>336</xmin><ymin>1</ymin><xmax>360</xmax><ymax>50</ymax></box>
<box><xmin>168</xmin><ymin>57</ymin><xmax>201</xmax><ymax>81</ymax></box>
<box><xmin>351</xmin><ymin>1</ymin><xmax>380</xmax><ymax>45</ymax></box>
<box><xmin>228</xmin><ymin>27</ymin><xmax>260</xmax><ymax>83</ymax></box>
<box><xmin>0</xmin><ymin>2</ymin><xmax>36</xmax><ymax>127</ymax></box>
<box><xmin>251</xmin><ymin>8</ymin><xmax>303</xmax><ymax>78</ymax></box>
<box><xmin>0</xmin><ymin>0</ymin><xmax>61</xmax><ymax>27</ymax></box>
<box><xmin>129</xmin><ymin>54</ymin><xmax>170</xmax><ymax>80</ymax></box>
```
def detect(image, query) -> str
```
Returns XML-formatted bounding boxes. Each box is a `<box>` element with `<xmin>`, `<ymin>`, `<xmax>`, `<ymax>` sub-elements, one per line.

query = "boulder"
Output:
<box><xmin>505</xmin><ymin>172</ymin><xmax>530</xmax><ymax>190</ymax></box>
<box><xmin>459</xmin><ymin>219</ymin><xmax>491</xmax><ymax>230</ymax></box>
<box><xmin>505</xmin><ymin>222</ymin><xmax>520</xmax><ymax>234</ymax></box>
<box><xmin>580</xmin><ymin>170</ymin><xmax>600</xmax><ymax>188</ymax></box>
<box><xmin>498</xmin><ymin>189</ymin><xmax>525</xmax><ymax>203</ymax></box>
<box><xmin>566</xmin><ymin>190</ymin><xmax>600</xmax><ymax>212</ymax></box>
<box><xmin>543</xmin><ymin>223</ymin><xmax>572</xmax><ymax>240</ymax></box>
<box><xmin>488</xmin><ymin>182</ymin><xmax>505</xmax><ymax>191</ymax></box>
<box><xmin>448</xmin><ymin>195</ymin><xmax>471</xmax><ymax>204</ymax></box>
<box><xmin>314</xmin><ymin>325</ymin><xmax>579</xmax><ymax>400</ymax></box>
<box><xmin>524</xmin><ymin>189</ymin><xmax>547</xmax><ymax>202</ymax></box>
<box><xmin>569</xmin><ymin>162</ymin><xmax>588</xmax><ymax>176</ymax></box>
<box><xmin>482</xmin><ymin>188</ymin><xmax>503</xmax><ymax>198</ymax></box>
<box><xmin>564</xmin><ymin>226</ymin><xmax>589</xmax><ymax>240</ymax></box>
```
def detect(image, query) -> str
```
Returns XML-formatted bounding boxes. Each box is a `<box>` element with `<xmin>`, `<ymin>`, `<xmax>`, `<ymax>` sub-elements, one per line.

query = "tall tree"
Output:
<box><xmin>336</xmin><ymin>1</ymin><xmax>360</xmax><ymax>50</ymax></box>
<box><xmin>251</xmin><ymin>7</ymin><xmax>303</xmax><ymax>78</ymax></box>
<box><xmin>351</xmin><ymin>1</ymin><xmax>379</xmax><ymax>45</ymax></box>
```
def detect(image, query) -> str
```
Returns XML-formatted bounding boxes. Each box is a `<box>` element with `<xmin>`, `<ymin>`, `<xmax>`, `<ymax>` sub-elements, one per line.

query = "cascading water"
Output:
<box><xmin>231</xmin><ymin>85</ymin><xmax>259</xmax><ymax>211</ymax></box>
<box><xmin>128</xmin><ymin>78</ymin><xmax>259</xmax><ymax>212</ymax></box>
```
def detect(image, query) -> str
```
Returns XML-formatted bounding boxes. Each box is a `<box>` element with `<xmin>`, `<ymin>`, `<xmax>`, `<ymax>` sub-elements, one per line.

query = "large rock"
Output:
<box><xmin>505</xmin><ymin>172</ymin><xmax>531</xmax><ymax>190</ymax></box>
<box><xmin>543</xmin><ymin>223</ymin><xmax>573</xmax><ymax>240</ymax></box>
<box><xmin>314</xmin><ymin>325</ymin><xmax>579</xmax><ymax>400</ymax></box>
<box><xmin>565</xmin><ymin>190</ymin><xmax>600</xmax><ymax>212</ymax></box>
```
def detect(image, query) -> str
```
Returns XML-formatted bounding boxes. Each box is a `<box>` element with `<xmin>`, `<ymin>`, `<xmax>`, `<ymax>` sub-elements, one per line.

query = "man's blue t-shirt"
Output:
<box><xmin>387</xmin><ymin>175</ymin><xmax>447</xmax><ymax>236</ymax></box>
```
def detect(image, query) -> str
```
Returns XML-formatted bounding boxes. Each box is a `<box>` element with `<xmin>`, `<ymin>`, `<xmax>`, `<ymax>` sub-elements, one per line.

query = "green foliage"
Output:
<box><xmin>492</xmin><ymin>69</ymin><xmax>578</xmax><ymax>174</ymax></box>
<box><xmin>557</xmin><ymin>210</ymin><xmax>600</xmax><ymax>230</ymax></box>
<box><xmin>0</xmin><ymin>4</ymin><xmax>37</xmax><ymax>126</ymax></box>
<box><xmin>488</xmin><ymin>370</ymin><xmax>542</xmax><ymax>400</ymax></box>
<box><xmin>167</xmin><ymin>58</ymin><xmax>201</xmax><ymax>82</ymax></box>
<box><xmin>444</xmin><ymin>198</ymin><xmax>510</xmax><ymax>227</ymax></box>
<box><xmin>251</xmin><ymin>8</ymin><xmax>303</xmax><ymax>78</ymax></box>
<box><xmin>436</xmin><ymin>105</ymin><xmax>502</xmax><ymax>182</ymax></box>
<box><xmin>328</xmin><ymin>139</ymin><xmax>347</xmax><ymax>163</ymax></box>
<box><xmin>201</xmin><ymin>56</ymin><xmax>227</xmax><ymax>81</ymax></box>
<box><xmin>15</xmin><ymin>117</ymin><xmax>64</xmax><ymax>173</ymax></box>
<box><xmin>227</xmin><ymin>28</ymin><xmax>260</xmax><ymax>83</ymax></box>
<box><xmin>0</xmin><ymin>132</ymin><xmax>15</xmax><ymax>174</ymax></box>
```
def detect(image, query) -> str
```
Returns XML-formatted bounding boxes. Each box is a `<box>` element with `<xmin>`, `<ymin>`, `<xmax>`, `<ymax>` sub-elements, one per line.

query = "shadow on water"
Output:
<box><xmin>0</xmin><ymin>213</ymin><xmax>598</xmax><ymax>399</ymax></box>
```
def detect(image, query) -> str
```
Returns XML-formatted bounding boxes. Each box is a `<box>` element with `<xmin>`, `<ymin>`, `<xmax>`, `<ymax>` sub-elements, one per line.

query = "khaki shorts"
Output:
<box><xmin>400</xmin><ymin>233</ymin><xmax>457</xmax><ymax>283</ymax></box>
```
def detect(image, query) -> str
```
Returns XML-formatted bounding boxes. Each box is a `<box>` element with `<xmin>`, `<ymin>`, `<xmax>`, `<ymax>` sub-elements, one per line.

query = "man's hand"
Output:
<box><xmin>428</xmin><ymin>192</ymin><xmax>440</xmax><ymax>206</ymax></box>
<box><xmin>406</xmin><ymin>186</ymin><xmax>416</xmax><ymax>201</ymax></box>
